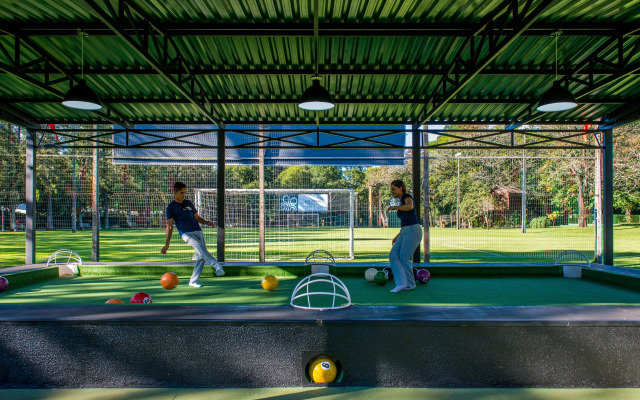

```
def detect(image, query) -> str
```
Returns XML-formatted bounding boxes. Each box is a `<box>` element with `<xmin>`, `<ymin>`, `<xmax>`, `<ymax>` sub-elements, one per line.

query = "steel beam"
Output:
<box><xmin>34</xmin><ymin>126</ymin><xmax>602</xmax><ymax>150</ymax></box>
<box><xmin>5</xmin><ymin>22</ymin><xmax>640</xmax><ymax>37</ymax></box>
<box><xmin>2</xmin><ymin>97</ymin><xmax>636</xmax><ymax>105</ymax></box>
<box><xmin>418</xmin><ymin>0</ymin><xmax>555</xmax><ymax>126</ymax></box>
<box><xmin>79</xmin><ymin>0</ymin><xmax>224</xmax><ymax>127</ymax></box>
<box><xmin>0</xmin><ymin>104</ymin><xmax>40</xmax><ymax>129</ymax></box>
<box><xmin>3</xmin><ymin>67</ymin><xmax>637</xmax><ymax>76</ymax></box>
<box><xmin>0</xmin><ymin>32</ymin><xmax>132</xmax><ymax>129</ymax></box>
<box><xmin>507</xmin><ymin>32</ymin><xmax>640</xmax><ymax>130</ymax></box>
<box><xmin>599</xmin><ymin>103</ymin><xmax>640</xmax><ymax>130</ymax></box>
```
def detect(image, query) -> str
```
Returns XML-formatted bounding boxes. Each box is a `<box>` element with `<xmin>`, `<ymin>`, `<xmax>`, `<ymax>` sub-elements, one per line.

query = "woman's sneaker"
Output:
<box><xmin>215</xmin><ymin>265</ymin><xmax>226</xmax><ymax>276</ymax></box>
<box><xmin>390</xmin><ymin>285</ymin><xmax>408</xmax><ymax>293</ymax></box>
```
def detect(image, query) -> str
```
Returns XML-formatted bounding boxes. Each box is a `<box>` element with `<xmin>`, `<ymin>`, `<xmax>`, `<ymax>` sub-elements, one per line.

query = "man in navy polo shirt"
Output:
<box><xmin>161</xmin><ymin>181</ymin><xmax>225</xmax><ymax>287</ymax></box>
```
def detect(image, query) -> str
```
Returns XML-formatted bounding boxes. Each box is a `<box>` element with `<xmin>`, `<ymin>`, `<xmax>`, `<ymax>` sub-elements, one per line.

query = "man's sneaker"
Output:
<box><xmin>404</xmin><ymin>284</ymin><xmax>417</xmax><ymax>291</ymax></box>
<box><xmin>215</xmin><ymin>265</ymin><xmax>226</xmax><ymax>277</ymax></box>
<box><xmin>189</xmin><ymin>282</ymin><xmax>203</xmax><ymax>288</ymax></box>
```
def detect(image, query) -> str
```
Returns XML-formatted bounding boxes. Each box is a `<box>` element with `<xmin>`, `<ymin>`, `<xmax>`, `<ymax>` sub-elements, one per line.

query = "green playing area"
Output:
<box><xmin>2</xmin><ymin>274</ymin><xmax>640</xmax><ymax>306</ymax></box>
<box><xmin>1</xmin><ymin>224</ymin><xmax>639</xmax><ymax>268</ymax></box>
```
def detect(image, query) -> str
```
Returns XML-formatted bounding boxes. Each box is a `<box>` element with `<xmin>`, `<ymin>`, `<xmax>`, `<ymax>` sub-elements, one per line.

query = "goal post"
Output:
<box><xmin>193</xmin><ymin>188</ymin><xmax>355</xmax><ymax>261</ymax></box>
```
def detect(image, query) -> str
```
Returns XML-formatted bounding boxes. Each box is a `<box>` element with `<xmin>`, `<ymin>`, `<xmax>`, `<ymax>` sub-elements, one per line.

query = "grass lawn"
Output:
<box><xmin>0</xmin><ymin>225</ymin><xmax>638</xmax><ymax>268</ymax></box>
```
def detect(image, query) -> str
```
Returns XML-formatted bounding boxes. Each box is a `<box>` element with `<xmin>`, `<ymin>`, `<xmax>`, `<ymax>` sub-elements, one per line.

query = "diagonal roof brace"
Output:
<box><xmin>506</xmin><ymin>31</ymin><xmax>640</xmax><ymax>130</ymax></box>
<box><xmin>0</xmin><ymin>104</ymin><xmax>40</xmax><ymax>129</ymax></box>
<box><xmin>79</xmin><ymin>0</ymin><xmax>225</xmax><ymax>128</ymax></box>
<box><xmin>0</xmin><ymin>30</ymin><xmax>133</xmax><ymax>129</ymax></box>
<box><xmin>416</xmin><ymin>0</ymin><xmax>556</xmax><ymax>127</ymax></box>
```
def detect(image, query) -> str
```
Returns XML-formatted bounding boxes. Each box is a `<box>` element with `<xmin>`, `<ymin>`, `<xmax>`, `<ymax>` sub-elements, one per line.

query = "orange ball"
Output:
<box><xmin>261</xmin><ymin>275</ymin><xmax>279</xmax><ymax>291</ymax></box>
<box><xmin>105</xmin><ymin>299</ymin><xmax>124</xmax><ymax>304</ymax></box>
<box><xmin>161</xmin><ymin>272</ymin><xmax>179</xmax><ymax>290</ymax></box>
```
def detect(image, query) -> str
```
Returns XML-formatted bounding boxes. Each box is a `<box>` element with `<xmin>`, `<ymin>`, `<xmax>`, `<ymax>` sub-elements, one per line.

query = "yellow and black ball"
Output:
<box><xmin>309</xmin><ymin>356</ymin><xmax>337</xmax><ymax>383</ymax></box>
<box><xmin>261</xmin><ymin>275</ymin><xmax>279</xmax><ymax>291</ymax></box>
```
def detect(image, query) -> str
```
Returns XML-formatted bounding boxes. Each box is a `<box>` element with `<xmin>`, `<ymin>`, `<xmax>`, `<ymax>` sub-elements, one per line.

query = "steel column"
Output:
<box><xmin>217</xmin><ymin>129</ymin><xmax>225</xmax><ymax>262</ymax></box>
<box><xmin>259</xmin><ymin>142</ymin><xmax>265</xmax><ymax>263</ymax></box>
<box><xmin>422</xmin><ymin>129</ymin><xmax>430</xmax><ymax>262</ymax></box>
<box><xmin>25</xmin><ymin>129</ymin><xmax>36</xmax><ymax>265</ymax></box>
<box><xmin>602</xmin><ymin>129</ymin><xmax>614</xmax><ymax>265</ymax></box>
<box><xmin>412</xmin><ymin>127</ymin><xmax>421</xmax><ymax>263</ymax></box>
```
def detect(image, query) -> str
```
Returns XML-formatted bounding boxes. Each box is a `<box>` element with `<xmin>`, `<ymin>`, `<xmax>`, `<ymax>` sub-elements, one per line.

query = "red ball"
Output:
<box><xmin>161</xmin><ymin>272</ymin><xmax>179</xmax><ymax>290</ymax></box>
<box><xmin>130</xmin><ymin>292</ymin><xmax>152</xmax><ymax>304</ymax></box>
<box><xmin>416</xmin><ymin>269</ymin><xmax>431</xmax><ymax>284</ymax></box>
<box><xmin>0</xmin><ymin>276</ymin><xmax>8</xmax><ymax>293</ymax></box>
<box><xmin>412</xmin><ymin>268</ymin><xmax>419</xmax><ymax>280</ymax></box>
<box><xmin>383</xmin><ymin>266</ymin><xmax>393</xmax><ymax>280</ymax></box>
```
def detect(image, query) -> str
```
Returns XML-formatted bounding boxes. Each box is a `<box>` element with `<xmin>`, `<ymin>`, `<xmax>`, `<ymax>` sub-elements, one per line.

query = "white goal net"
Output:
<box><xmin>193</xmin><ymin>188</ymin><xmax>355</xmax><ymax>261</ymax></box>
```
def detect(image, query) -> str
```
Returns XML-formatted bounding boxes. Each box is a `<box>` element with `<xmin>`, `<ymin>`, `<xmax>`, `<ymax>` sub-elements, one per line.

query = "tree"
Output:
<box><xmin>276</xmin><ymin>166</ymin><xmax>346</xmax><ymax>189</ymax></box>
<box><xmin>0</xmin><ymin>124</ymin><xmax>25</xmax><ymax>230</ymax></box>
<box><xmin>613</xmin><ymin>123</ymin><xmax>640</xmax><ymax>221</ymax></box>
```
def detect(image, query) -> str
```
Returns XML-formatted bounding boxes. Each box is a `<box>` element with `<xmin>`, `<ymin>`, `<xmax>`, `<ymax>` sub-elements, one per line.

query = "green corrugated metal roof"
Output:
<box><xmin>0</xmin><ymin>0</ymin><xmax>639</xmax><ymax>127</ymax></box>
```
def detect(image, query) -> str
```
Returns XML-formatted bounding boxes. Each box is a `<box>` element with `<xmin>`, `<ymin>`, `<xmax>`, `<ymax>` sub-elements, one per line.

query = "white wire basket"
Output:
<box><xmin>47</xmin><ymin>249</ymin><xmax>82</xmax><ymax>276</ymax></box>
<box><xmin>305</xmin><ymin>250</ymin><xmax>336</xmax><ymax>274</ymax></box>
<box><xmin>554</xmin><ymin>250</ymin><xmax>590</xmax><ymax>278</ymax></box>
<box><xmin>290</xmin><ymin>273</ymin><xmax>351</xmax><ymax>311</ymax></box>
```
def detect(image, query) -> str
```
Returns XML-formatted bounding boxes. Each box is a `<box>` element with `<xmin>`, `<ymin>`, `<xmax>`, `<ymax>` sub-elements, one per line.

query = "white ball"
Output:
<box><xmin>365</xmin><ymin>268</ymin><xmax>378</xmax><ymax>282</ymax></box>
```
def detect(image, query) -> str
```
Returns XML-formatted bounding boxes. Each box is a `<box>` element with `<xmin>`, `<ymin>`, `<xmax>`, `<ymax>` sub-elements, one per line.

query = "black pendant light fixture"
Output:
<box><xmin>536</xmin><ymin>31</ymin><xmax>577</xmax><ymax>112</ymax></box>
<box><xmin>62</xmin><ymin>31</ymin><xmax>102</xmax><ymax>110</ymax></box>
<box><xmin>298</xmin><ymin>0</ymin><xmax>334</xmax><ymax>111</ymax></box>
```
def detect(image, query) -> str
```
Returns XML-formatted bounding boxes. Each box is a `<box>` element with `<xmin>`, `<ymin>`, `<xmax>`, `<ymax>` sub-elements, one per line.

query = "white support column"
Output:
<box><xmin>92</xmin><ymin>146</ymin><xmax>99</xmax><ymax>261</ymax></box>
<box><xmin>349</xmin><ymin>189</ymin><xmax>354</xmax><ymax>260</ymax></box>
<box><xmin>259</xmin><ymin>142</ymin><xmax>265</xmax><ymax>262</ymax></box>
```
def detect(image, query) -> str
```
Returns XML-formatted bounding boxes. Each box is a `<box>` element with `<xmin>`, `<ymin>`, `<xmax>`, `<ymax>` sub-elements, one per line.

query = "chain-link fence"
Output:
<box><xmin>1</xmin><ymin>123</ymin><xmax>637</xmax><ymax>268</ymax></box>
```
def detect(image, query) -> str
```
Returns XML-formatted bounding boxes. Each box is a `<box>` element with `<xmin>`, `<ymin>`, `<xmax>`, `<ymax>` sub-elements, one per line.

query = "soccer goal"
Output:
<box><xmin>193</xmin><ymin>188</ymin><xmax>355</xmax><ymax>261</ymax></box>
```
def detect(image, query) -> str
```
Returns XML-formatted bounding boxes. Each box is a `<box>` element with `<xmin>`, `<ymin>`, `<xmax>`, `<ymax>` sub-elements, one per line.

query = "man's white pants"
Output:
<box><xmin>181</xmin><ymin>230</ymin><xmax>220</xmax><ymax>284</ymax></box>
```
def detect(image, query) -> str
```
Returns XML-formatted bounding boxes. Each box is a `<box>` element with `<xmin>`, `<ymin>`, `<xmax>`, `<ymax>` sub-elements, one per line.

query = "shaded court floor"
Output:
<box><xmin>2</xmin><ymin>388</ymin><xmax>640</xmax><ymax>399</ymax></box>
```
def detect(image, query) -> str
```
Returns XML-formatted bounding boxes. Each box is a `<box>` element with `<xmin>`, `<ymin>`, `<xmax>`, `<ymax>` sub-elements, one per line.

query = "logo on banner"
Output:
<box><xmin>281</xmin><ymin>195</ymin><xmax>298</xmax><ymax>211</ymax></box>
<box><xmin>280</xmin><ymin>194</ymin><xmax>328</xmax><ymax>212</ymax></box>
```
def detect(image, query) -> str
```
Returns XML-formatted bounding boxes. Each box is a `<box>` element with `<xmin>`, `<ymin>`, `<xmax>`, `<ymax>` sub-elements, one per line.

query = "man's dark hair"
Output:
<box><xmin>173</xmin><ymin>181</ymin><xmax>187</xmax><ymax>192</ymax></box>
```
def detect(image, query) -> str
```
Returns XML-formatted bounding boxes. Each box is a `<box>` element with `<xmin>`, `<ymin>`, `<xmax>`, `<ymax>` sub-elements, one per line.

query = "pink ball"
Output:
<box><xmin>416</xmin><ymin>269</ymin><xmax>431</xmax><ymax>284</ymax></box>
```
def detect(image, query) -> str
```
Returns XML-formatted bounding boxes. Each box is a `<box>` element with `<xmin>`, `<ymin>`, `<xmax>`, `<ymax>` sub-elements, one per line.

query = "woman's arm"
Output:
<box><xmin>391</xmin><ymin>196</ymin><xmax>414</xmax><ymax>212</ymax></box>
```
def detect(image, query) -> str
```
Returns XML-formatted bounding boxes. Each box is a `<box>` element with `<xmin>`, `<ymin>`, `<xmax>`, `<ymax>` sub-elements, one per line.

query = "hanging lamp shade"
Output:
<box><xmin>62</xmin><ymin>79</ymin><xmax>102</xmax><ymax>110</ymax></box>
<box><xmin>536</xmin><ymin>80</ymin><xmax>577</xmax><ymax>112</ymax></box>
<box><xmin>299</xmin><ymin>77</ymin><xmax>335</xmax><ymax>111</ymax></box>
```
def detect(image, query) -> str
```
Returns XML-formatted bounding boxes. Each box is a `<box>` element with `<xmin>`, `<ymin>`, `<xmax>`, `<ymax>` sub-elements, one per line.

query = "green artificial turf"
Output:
<box><xmin>2</xmin><ymin>275</ymin><xmax>639</xmax><ymax>306</ymax></box>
